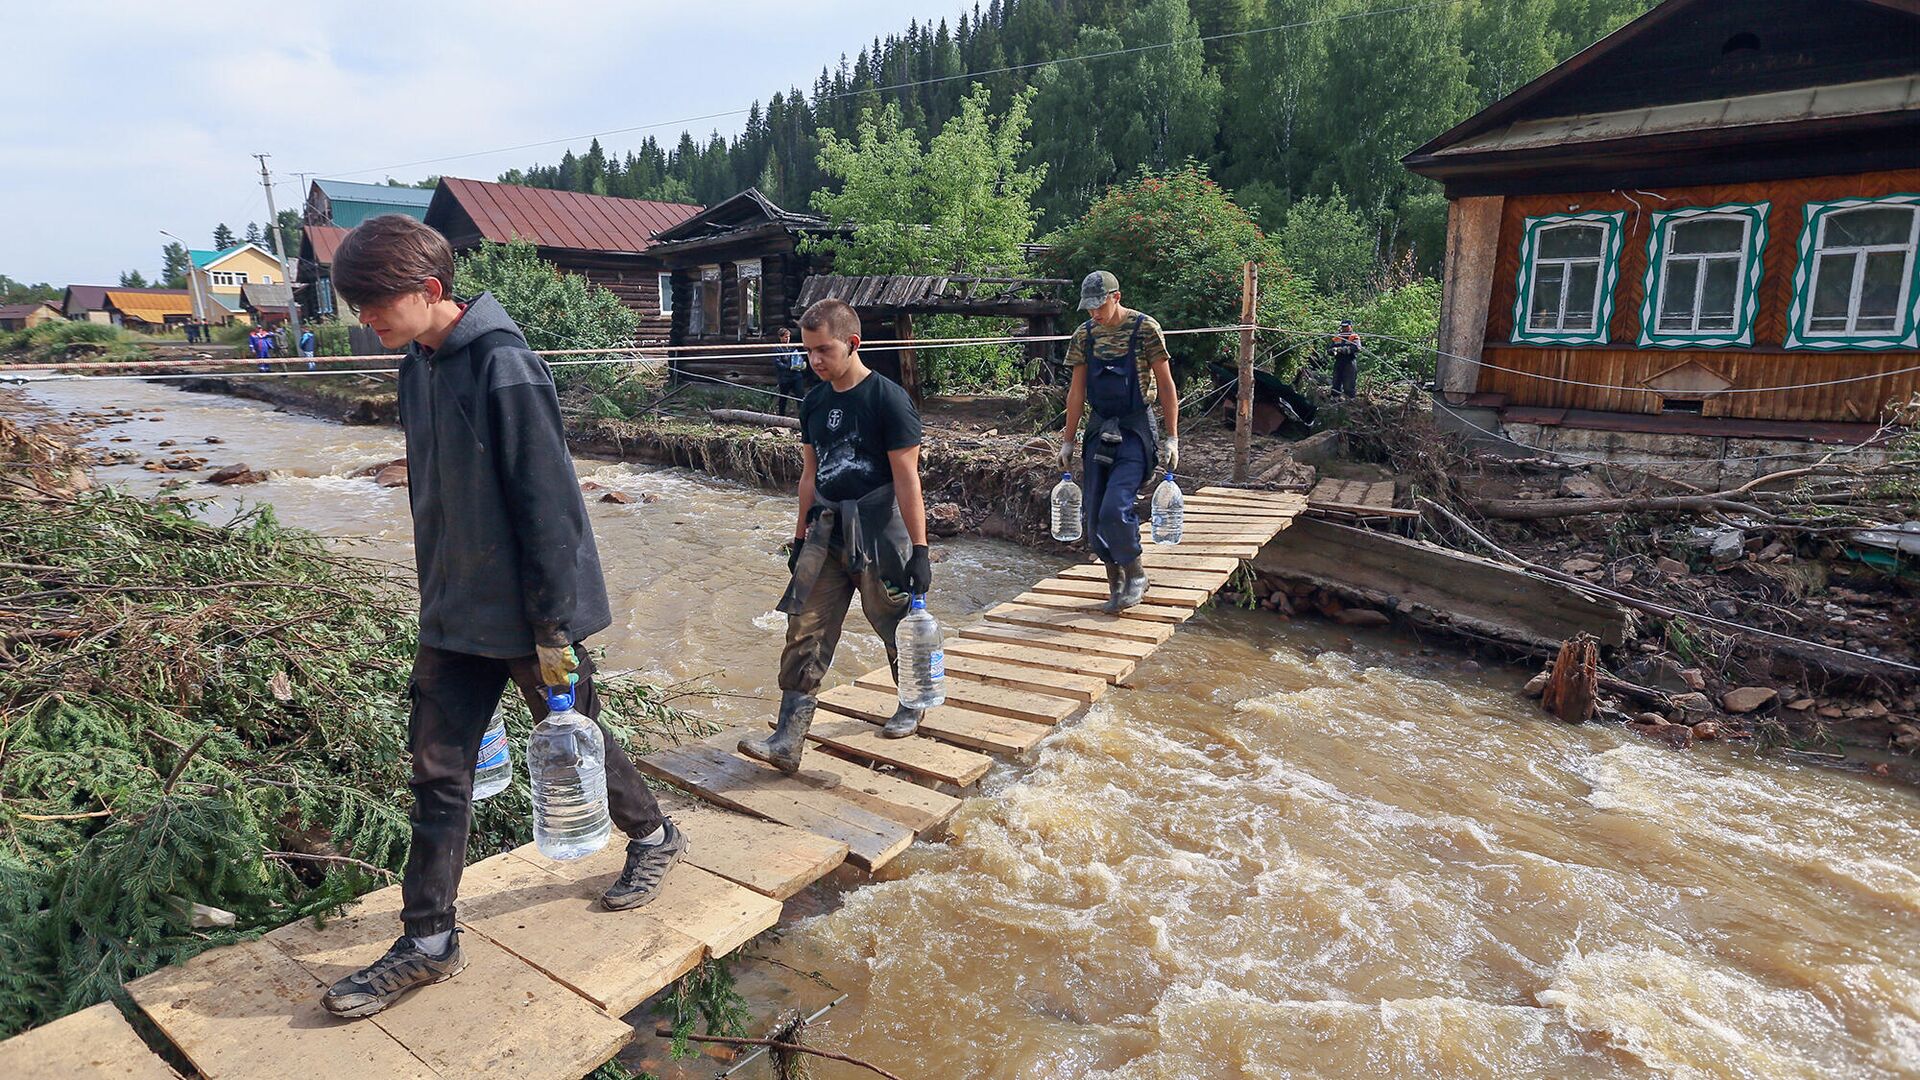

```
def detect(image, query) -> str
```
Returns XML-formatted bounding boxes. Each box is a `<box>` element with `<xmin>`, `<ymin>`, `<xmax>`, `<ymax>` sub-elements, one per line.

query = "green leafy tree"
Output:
<box><xmin>454</xmin><ymin>239</ymin><xmax>639</xmax><ymax>402</ymax></box>
<box><xmin>1276</xmin><ymin>186</ymin><xmax>1373</xmax><ymax>299</ymax></box>
<box><xmin>160</xmin><ymin>243</ymin><xmax>191</xmax><ymax>289</ymax></box>
<box><xmin>211</xmin><ymin>223</ymin><xmax>236</xmax><ymax>250</ymax></box>
<box><xmin>1463</xmin><ymin>0</ymin><xmax>1561</xmax><ymax>106</ymax></box>
<box><xmin>809</xmin><ymin>83</ymin><xmax>1045</xmax><ymax>276</ymax></box>
<box><xmin>243</xmin><ymin>222</ymin><xmax>262</xmax><ymax>246</ymax></box>
<box><xmin>116</xmin><ymin>270</ymin><xmax>149</xmax><ymax>288</ymax></box>
<box><xmin>0</xmin><ymin>276</ymin><xmax>59</xmax><ymax>305</ymax></box>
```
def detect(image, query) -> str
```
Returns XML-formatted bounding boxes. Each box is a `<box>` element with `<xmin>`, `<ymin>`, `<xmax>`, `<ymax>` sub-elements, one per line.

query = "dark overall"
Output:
<box><xmin>1079</xmin><ymin>316</ymin><xmax>1158</xmax><ymax>567</ymax></box>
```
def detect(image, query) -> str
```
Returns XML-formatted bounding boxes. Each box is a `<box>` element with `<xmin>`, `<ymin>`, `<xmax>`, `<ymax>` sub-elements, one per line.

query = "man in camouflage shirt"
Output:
<box><xmin>1056</xmin><ymin>270</ymin><xmax>1180</xmax><ymax>611</ymax></box>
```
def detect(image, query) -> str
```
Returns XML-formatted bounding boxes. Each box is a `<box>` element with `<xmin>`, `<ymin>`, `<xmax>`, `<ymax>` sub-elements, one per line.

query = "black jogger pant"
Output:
<box><xmin>399</xmin><ymin>643</ymin><xmax>667</xmax><ymax>937</ymax></box>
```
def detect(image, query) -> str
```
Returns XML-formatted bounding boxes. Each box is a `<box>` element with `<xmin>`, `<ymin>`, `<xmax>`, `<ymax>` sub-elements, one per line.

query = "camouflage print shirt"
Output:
<box><xmin>1064</xmin><ymin>308</ymin><xmax>1171</xmax><ymax>400</ymax></box>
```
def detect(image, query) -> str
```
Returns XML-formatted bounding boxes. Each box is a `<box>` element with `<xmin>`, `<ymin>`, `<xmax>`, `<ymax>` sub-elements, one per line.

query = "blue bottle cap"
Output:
<box><xmin>1062</xmin><ymin>471</ymin><xmax>1072</xmax><ymax>481</ymax></box>
<box><xmin>1165</xmin><ymin>471</ymin><xmax>1176</xmax><ymax>482</ymax></box>
<box><xmin>910</xmin><ymin>593</ymin><xmax>927</xmax><ymax>609</ymax></box>
<box><xmin>544</xmin><ymin>686</ymin><xmax>576</xmax><ymax>712</ymax></box>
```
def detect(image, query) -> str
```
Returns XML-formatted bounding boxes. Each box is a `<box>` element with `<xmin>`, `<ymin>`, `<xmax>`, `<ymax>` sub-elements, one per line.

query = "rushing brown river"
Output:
<box><xmin>13</xmin><ymin>378</ymin><xmax>1920</xmax><ymax>1079</ymax></box>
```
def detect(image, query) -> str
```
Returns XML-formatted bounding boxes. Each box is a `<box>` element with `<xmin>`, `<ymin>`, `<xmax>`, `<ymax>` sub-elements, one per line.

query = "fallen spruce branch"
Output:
<box><xmin>652</xmin><ymin>1027</ymin><xmax>905</xmax><ymax>1080</ymax></box>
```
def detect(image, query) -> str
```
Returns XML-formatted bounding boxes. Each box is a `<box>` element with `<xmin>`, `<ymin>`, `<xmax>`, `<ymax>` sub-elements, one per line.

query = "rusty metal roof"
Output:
<box><xmin>104</xmin><ymin>290</ymin><xmax>194</xmax><ymax>323</ymax></box>
<box><xmin>302</xmin><ymin>224</ymin><xmax>348</xmax><ymax>265</ymax></box>
<box><xmin>431</xmin><ymin>177</ymin><xmax>702</xmax><ymax>254</ymax></box>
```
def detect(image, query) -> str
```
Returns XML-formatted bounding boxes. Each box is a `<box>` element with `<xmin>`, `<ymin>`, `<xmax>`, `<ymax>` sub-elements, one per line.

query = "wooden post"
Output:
<box><xmin>896</xmin><ymin>313</ymin><xmax>921</xmax><ymax>405</ymax></box>
<box><xmin>1233</xmin><ymin>261</ymin><xmax>1258</xmax><ymax>482</ymax></box>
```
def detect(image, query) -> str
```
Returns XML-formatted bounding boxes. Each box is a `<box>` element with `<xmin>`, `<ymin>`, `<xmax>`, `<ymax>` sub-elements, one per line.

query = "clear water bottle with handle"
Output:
<box><xmin>896</xmin><ymin>594</ymin><xmax>946</xmax><ymax>709</ymax></box>
<box><xmin>472</xmin><ymin>703</ymin><xmax>512</xmax><ymax>801</ymax></box>
<box><xmin>1151</xmin><ymin>472</ymin><xmax>1184</xmax><ymax>544</ymax></box>
<box><xmin>528</xmin><ymin>686</ymin><xmax>611</xmax><ymax>860</ymax></box>
<box><xmin>1050</xmin><ymin>472</ymin><xmax>1082</xmax><ymax>542</ymax></box>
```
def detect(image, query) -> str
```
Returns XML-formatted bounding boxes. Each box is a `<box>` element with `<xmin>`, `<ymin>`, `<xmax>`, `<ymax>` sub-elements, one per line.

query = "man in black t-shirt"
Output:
<box><xmin>740</xmin><ymin>299</ymin><xmax>933</xmax><ymax>774</ymax></box>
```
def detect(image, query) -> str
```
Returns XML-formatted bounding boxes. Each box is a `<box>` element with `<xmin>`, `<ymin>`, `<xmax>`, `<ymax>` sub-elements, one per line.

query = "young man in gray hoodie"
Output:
<box><xmin>319</xmin><ymin>215</ymin><xmax>682</xmax><ymax>1019</ymax></box>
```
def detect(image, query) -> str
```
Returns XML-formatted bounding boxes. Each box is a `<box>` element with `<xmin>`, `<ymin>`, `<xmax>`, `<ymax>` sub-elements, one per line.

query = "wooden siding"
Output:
<box><xmin>1478</xmin><ymin>168</ymin><xmax>1920</xmax><ymax>422</ymax></box>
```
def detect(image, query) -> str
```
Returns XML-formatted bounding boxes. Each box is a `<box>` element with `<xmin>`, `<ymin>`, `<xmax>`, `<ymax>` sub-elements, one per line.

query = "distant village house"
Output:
<box><xmin>303</xmin><ymin>179</ymin><xmax>433</xmax><ymax>228</ymax></box>
<box><xmin>186</xmin><ymin>243</ymin><xmax>285</xmax><ymax>325</ymax></box>
<box><xmin>0</xmin><ymin>301</ymin><xmax>62</xmax><ymax>331</ymax></box>
<box><xmin>1404</xmin><ymin>0</ymin><xmax>1919</xmax><ymax>465</ymax></box>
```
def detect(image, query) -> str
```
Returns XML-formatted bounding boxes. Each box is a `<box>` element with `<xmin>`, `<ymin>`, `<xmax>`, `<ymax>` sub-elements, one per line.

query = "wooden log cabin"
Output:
<box><xmin>424</xmin><ymin>177</ymin><xmax>702</xmax><ymax>343</ymax></box>
<box><xmin>648</xmin><ymin>188</ymin><xmax>848</xmax><ymax>387</ymax></box>
<box><xmin>1403</xmin><ymin>0</ymin><xmax>1920</xmax><ymax>450</ymax></box>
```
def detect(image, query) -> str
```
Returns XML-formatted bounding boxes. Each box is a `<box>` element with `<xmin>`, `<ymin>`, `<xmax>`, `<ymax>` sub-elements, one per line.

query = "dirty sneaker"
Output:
<box><xmin>601</xmin><ymin>819</ymin><xmax>687</xmax><ymax>911</ymax></box>
<box><xmin>321</xmin><ymin>932</ymin><xmax>465</xmax><ymax>1019</ymax></box>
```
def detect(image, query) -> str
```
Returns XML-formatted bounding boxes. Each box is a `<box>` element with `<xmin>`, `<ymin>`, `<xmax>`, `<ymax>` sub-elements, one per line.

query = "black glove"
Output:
<box><xmin>906</xmin><ymin>544</ymin><xmax>932</xmax><ymax>595</ymax></box>
<box><xmin>785</xmin><ymin>537</ymin><xmax>804</xmax><ymax>574</ymax></box>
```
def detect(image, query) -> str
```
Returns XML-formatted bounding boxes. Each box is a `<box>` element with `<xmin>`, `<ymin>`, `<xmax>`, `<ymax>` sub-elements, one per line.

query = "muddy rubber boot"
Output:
<box><xmin>1100</xmin><ymin>561</ymin><xmax>1124</xmax><ymax>613</ymax></box>
<box><xmin>881</xmin><ymin>703</ymin><xmax>923</xmax><ymax>739</ymax></box>
<box><xmin>1114</xmin><ymin>560</ymin><xmax>1149</xmax><ymax>611</ymax></box>
<box><xmin>739</xmin><ymin>691</ymin><xmax>816</xmax><ymax>774</ymax></box>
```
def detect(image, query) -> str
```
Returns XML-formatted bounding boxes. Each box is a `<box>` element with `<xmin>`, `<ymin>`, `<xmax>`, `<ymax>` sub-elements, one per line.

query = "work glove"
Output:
<box><xmin>535</xmin><ymin>643</ymin><xmax>580</xmax><ymax>689</ymax></box>
<box><xmin>1158</xmin><ymin>436</ymin><xmax>1180</xmax><ymax>474</ymax></box>
<box><xmin>906</xmin><ymin>545</ymin><xmax>932</xmax><ymax>595</ymax></box>
<box><xmin>1056</xmin><ymin>435</ymin><xmax>1074</xmax><ymax>469</ymax></box>
<box><xmin>785</xmin><ymin>537</ymin><xmax>805</xmax><ymax>575</ymax></box>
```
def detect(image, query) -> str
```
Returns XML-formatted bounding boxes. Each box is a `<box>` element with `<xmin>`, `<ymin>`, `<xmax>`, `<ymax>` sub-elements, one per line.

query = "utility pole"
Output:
<box><xmin>253</xmin><ymin>153</ymin><xmax>303</xmax><ymax>345</ymax></box>
<box><xmin>1233</xmin><ymin>260</ymin><xmax>1258</xmax><ymax>482</ymax></box>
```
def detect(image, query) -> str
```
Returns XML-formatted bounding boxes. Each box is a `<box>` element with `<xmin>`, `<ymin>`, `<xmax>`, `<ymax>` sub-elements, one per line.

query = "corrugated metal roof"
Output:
<box><xmin>1436</xmin><ymin>74</ymin><xmax>1920</xmax><ymax>156</ymax></box>
<box><xmin>0</xmin><ymin>302</ymin><xmax>58</xmax><ymax>319</ymax></box>
<box><xmin>241</xmin><ymin>283</ymin><xmax>294</xmax><ymax>310</ymax></box>
<box><xmin>303</xmin><ymin>225</ymin><xmax>348</xmax><ymax>265</ymax></box>
<box><xmin>104</xmin><ymin>290</ymin><xmax>194</xmax><ymax>323</ymax></box>
<box><xmin>314</xmin><ymin>179</ymin><xmax>436</xmax><ymax>207</ymax></box>
<box><xmin>433</xmin><ymin>177</ymin><xmax>703</xmax><ymax>254</ymax></box>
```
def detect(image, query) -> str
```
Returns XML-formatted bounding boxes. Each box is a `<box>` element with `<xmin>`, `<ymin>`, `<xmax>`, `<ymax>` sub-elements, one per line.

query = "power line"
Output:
<box><xmin>307</xmin><ymin>1</ymin><xmax>1454</xmax><ymax>180</ymax></box>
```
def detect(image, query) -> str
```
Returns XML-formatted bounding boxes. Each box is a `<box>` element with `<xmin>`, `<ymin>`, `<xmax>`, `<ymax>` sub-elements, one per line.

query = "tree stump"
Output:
<box><xmin>1542</xmin><ymin>632</ymin><xmax>1599</xmax><ymax>723</ymax></box>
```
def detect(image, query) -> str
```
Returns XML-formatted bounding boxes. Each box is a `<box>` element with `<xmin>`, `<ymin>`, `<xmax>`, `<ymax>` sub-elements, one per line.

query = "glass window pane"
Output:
<box><xmin>1698</xmin><ymin>258</ymin><xmax>1739</xmax><ymax>330</ymax></box>
<box><xmin>1538</xmin><ymin>224</ymin><xmax>1604</xmax><ymax>260</ymax></box>
<box><xmin>1671</xmin><ymin>218</ymin><xmax>1745</xmax><ymax>255</ymax></box>
<box><xmin>1563</xmin><ymin>262</ymin><xmax>1600</xmax><ymax>330</ymax></box>
<box><xmin>1825</xmin><ymin>206</ymin><xmax>1915</xmax><ymax>248</ymax></box>
<box><xmin>1529</xmin><ymin>264</ymin><xmax>1566</xmax><ymax>329</ymax></box>
<box><xmin>1859</xmin><ymin>250</ymin><xmax>1908</xmax><ymax>322</ymax></box>
<box><xmin>1809</xmin><ymin>252</ymin><xmax>1857</xmax><ymax>327</ymax></box>
<box><xmin>1660</xmin><ymin>259</ymin><xmax>1700</xmax><ymax>330</ymax></box>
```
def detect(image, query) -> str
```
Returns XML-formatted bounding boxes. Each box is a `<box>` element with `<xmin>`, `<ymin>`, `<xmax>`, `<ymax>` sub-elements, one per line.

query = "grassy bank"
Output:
<box><xmin>0</xmin><ymin>472</ymin><xmax>712</xmax><ymax>1038</ymax></box>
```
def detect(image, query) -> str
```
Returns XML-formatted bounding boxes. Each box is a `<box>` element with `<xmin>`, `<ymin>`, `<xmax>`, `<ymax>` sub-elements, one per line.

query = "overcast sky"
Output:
<box><xmin>1</xmin><ymin>0</ymin><xmax>963</xmax><ymax>287</ymax></box>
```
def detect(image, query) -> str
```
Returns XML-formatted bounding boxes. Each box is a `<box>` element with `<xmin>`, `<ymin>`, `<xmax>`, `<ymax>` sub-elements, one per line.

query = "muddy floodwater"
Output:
<box><xmin>16</xmin><ymin>378</ymin><xmax>1920</xmax><ymax>1079</ymax></box>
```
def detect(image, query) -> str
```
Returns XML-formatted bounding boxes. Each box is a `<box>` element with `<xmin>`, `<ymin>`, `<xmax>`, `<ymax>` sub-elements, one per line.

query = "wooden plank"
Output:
<box><xmin>956</xmin><ymin>620</ymin><xmax>1159</xmax><ymax>662</ymax></box>
<box><xmin>817</xmin><ymin>683</ymin><xmax>1051</xmax><ymax>755</ymax></box>
<box><xmin>1133</xmin><ymin>551</ymin><xmax>1242</xmax><ymax>573</ymax></box>
<box><xmin>1182</xmin><ymin>498</ymin><xmax>1299</xmax><ymax>514</ymax></box>
<box><xmin>635</xmin><ymin>744</ymin><xmax>914</xmax><ymax>869</ymax></box>
<box><xmin>1197</xmin><ymin>486</ymin><xmax>1308</xmax><ymax>505</ymax></box>
<box><xmin>1146</xmin><ymin>523</ymin><xmax>1282</xmax><ymax>538</ymax></box>
<box><xmin>740</xmin><ymin>741</ymin><xmax>962</xmax><ymax>833</ymax></box>
<box><xmin>984</xmin><ymin>603</ymin><xmax>1175</xmax><ymax>644</ymax></box>
<box><xmin>941</xmin><ymin>651</ymin><xmax>1109</xmax><ymax>702</ymax></box>
<box><xmin>655</xmin><ymin>791</ymin><xmax>847</xmax><ymax>900</ymax></box>
<box><xmin>1029</xmin><ymin>575</ymin><xmax>1210</xmax><ymax>609</ymax></box>
<box><xmin>1010</xmin><ymin>590</ymin><xmax>1194</xmax><ymax>625</ymax></box>
<box><xmin>129</xmin><ymin>939</ymin><xmax>439</xmax><ymax>1080</ymax></box>
<box><xmin>264</xmin><ymin>874</ymin><xmax>635</xmax><ymax>1077</ymax></box>
<box><xmin>426</xmin><ymin>854</ymin><xmax>704</xmax><ymax>1016</ymax></box>
<box><xmin>854</xmin><ymin>667</ymin><xmax>1081</xmax><ymax>725</ymax></box>
<box><xmin>941</xmin><ymin>636</ymin><xmax>1134</xmax><ymax>684</ymax></box>
<box><xmin>0</xmin><ymin>1003</ymin><xmax>184</xmax><ymax>1080</ymax></box>
<box><xmin>1137</xmin><ymin>541</ymin><xmax>1263</xmax><ymax>559</ymax></box>
<box><xmin>793</xmin><ymin>715</ymin><xmax>993</xmax><ymax>786</ymax></box>
<box><xmin>496</xmin><ymin>843</ymin><xmax>782</xmax><ymax>961</ymax></box>
<box><xmin>1058</xmin><ymin>562</ymin><xmax>1229</xmax><ymax>593</ymax></box>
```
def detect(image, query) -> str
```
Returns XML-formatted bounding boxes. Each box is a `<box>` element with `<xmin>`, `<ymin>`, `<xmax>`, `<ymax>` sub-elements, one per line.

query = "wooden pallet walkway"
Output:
<box><xmin>7</xmin><ymin>488</ymin><xmax>1302</xmax><ymax>1080</ymax></box>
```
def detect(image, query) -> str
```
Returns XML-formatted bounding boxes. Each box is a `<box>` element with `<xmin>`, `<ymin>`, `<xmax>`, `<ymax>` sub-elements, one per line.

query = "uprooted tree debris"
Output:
<box><xmin>0</xmin><ymin>475</ymin><xmax>715</xmax><ymax>1039</ymax></box>
<box><xmin>1336</xmin><ymin>390</ymin><xmax>1918</xmax><ymax>773</ymax></box>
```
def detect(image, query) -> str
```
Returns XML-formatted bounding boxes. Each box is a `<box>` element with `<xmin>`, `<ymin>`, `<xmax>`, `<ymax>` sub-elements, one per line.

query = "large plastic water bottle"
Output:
<box><xmin>896</xmin><ymin>594</ymin><xmax>946</xmax><ymax>710</ymax></box>
<box><xmin>1151</xmin><ymin>473</ymin><xmax>1184</xmax><ymax>544</ymax></box>
<box><xmin>472</xmin><ymin>704</ymin><xmax>512</xmax><ymax>801</ymax></box>
<box><xmin>1050</xmin><ymin>472</ymin><xmax>1082</xmax><ymax>542</ymax></box>
<box><xmin>528</xmin><ymin>687</ymin><xmax>610</xmax><ymax>860</ymax></box>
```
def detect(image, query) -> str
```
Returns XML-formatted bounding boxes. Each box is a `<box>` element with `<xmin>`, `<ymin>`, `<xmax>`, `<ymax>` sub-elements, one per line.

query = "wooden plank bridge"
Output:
<box><xmin>0</xmin><ymin>488</ymin><xmax>1304</xmax><ymax>1080</ymax></box>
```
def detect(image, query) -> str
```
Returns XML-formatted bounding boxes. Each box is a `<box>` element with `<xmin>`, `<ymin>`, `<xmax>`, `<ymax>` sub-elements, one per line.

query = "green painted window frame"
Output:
<box><xmin>1637</xmin><ymin>202</ymin><xmax>1769</xmax><ymax>348</ymax></box>
<box><xmin>1785</xmin><ymin>193</ymin><xmax>1920</xmax><ymax>351</ymax></box>
<box><xmin>1510</xmin><ymin>211</ymin><xmax>1626</xmax><ymax>346</ymax></box>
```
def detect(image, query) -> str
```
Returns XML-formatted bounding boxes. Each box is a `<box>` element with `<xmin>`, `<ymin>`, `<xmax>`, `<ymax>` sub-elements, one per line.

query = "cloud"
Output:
<box><xmin>0</xmin><ymin>0</ymin><xmax>957</xmax><ymax>285</ymax></box>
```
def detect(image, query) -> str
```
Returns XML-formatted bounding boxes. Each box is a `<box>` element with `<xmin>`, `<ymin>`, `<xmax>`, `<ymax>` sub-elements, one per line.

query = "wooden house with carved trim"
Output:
<box><xmin>1404</xmin><ymin>0</ymin><xmax>1920</xmax><ymax>447</ymax></box>
<box><xmin>424</xmin><ymin>177</ymin><xmax>702</xmax><ymax>342</ymax></box>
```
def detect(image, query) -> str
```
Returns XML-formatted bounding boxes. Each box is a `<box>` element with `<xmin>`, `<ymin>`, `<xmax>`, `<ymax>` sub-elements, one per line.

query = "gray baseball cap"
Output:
<box><xmin>1078</xmin><ymin>270</ymin><xmax>1119</xmax><ymax>310</ymax></box>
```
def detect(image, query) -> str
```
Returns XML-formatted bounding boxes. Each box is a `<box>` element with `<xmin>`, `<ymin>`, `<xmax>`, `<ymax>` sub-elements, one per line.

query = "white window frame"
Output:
<box><xmin>1510</xmin><ymin>211</ymin><xmax>1625</xmax><ymax>346</ymax></box>
<box><xmin>657</xmin><ymin>272</ymin><xmax>673</xmax><ymax>315</ymax></box>
<box><xmin>1786</xmin><ymin>194</ymin><xmax>1920</xmax><ymax>350</ymax></box>
<box><xmin>1637</xmin><ymin>202</ymin><xmax>1769</xmax><ymax>348</ymax></box>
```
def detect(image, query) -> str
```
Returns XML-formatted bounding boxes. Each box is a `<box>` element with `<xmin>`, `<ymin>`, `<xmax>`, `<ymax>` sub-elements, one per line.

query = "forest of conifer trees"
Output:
<box><xmin>498</xmin><ymin>0</ymin><xmax>1656</xmax><ymax>268</ymax></box>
